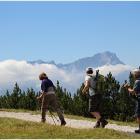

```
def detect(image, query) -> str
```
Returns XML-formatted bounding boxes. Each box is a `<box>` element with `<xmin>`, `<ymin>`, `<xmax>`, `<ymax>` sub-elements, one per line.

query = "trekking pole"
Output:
<box><xmin>49</xmin><ymin>110</ymin><xmax>56</xmax><ymax>125</ymax></box>
<box><xmin>49</xmin><ymin>109</ymin><xmax>59</xmax><ymax>121</ymax></box>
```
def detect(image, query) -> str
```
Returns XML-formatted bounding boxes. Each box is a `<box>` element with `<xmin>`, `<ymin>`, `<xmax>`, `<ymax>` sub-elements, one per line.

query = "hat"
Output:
<box><xmin>86</xmin><ymin>67</ymin><xmax>93</xmax><ymax>75</ymax></box>
<box><xmin>132</xmin><ymin>68</ymin><xmax>140</xmax><ymax>78</ymax></box>
<box><xmin>39</xmin><ymin>72</ymin><xmax>47</xmax><ymax>80</ymax></box>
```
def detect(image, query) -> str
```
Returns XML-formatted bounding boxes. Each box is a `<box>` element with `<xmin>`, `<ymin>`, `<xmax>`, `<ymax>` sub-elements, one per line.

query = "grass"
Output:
<box><xmin>0</xmin><ymin>108</ymin><xmax>40</xmax><ymax>114</ymax></box>
<box><xmin>0</xmin><ymin>108</ymin><xmax>138</xmax><ymax>127</ymax></box>
<box><xmin>0</xmin><ymin>117</ymin><xmax>139</xmax><ymax>139</ymax></box>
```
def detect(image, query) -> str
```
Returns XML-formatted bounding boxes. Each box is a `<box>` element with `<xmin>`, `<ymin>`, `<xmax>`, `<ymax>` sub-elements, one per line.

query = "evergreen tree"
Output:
<box><xmin>96</xmin><ymin>72</ymin><xmax>120</xmax><ymax>119</ymax></box>
<box><xmin>18</xmin><ymin>91</ymin><xmax>26</xmax><ymax>109</ymax></box>
<box><xmin>10</xmin><ymin>83</ymin><xmax>22</xmax><ymax>109</ymax></box>
<box><xmin>25</xmin><ymin>88</ymin><xmax>38</xmax><ymax>110</ymax></box>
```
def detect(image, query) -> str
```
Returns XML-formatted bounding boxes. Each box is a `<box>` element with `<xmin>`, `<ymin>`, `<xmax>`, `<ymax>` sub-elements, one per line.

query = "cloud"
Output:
<box><xmin>96</xmin><ymin>64</ymin><xmax>134</xmax><ymax>83</ymax></box>
<box><xmin>0</xmin><ymin>60</ymin><xmax>134</xmax><ymax>95</ymax></box>
<box><xmin>96</xmin><ymin>64</ymin><xmax>134</xmax><ymax>76</ymax></box>
<box><xmin>0</xmin><ymin>60</ymin><xmax>83</xmax><ymax>94</ymax></box>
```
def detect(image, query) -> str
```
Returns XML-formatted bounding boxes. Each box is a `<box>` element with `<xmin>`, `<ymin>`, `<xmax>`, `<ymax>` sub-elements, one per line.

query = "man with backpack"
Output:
<box><xmin>37</xmin><ymin>72</ymin><xmax>66</xmax><ymax>126</ymax></box>
<box><xmin>82</xmin><ymin>67</ymin><xmax>108</xmax><ymax>128</ymax></box>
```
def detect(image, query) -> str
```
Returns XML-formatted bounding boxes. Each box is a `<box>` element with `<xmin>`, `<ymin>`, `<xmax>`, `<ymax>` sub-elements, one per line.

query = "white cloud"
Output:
<box><xmin>0</xmin><ymin>60</ymin><xmax>135</xmax><ymax>94</ymax></box>
<box><xmin>96</xmin><ymin>64</ymin><xmax>134</xmax><ymax>83</ymax></box>
<box><xmin>0</xmin><ymin>60</ymin><xmax>83</xmax><ymax>94</ymax></box>
<box><xmin>96</xmin><ymin>64</ymin><xmax>134</xmax><ymax>76</ymax></box>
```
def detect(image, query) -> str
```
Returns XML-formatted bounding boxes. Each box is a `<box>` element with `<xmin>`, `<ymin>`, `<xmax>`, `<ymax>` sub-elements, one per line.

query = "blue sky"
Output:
<box><xmin>0</xmin><ymin>1</ymin><xmax>140</xmax><ymax>67</ymax></box>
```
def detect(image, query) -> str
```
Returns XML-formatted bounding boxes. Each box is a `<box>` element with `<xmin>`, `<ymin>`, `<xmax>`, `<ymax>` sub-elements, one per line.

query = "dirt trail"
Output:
<box><xmin>0</xmin><ymin>111</ymin><xmax>138</xmax><ymax>134</ymax></box>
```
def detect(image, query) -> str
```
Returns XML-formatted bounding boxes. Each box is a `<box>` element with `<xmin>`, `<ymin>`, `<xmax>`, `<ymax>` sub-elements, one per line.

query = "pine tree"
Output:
<box><xmin>25</xmin><ymin>88</ymin><xmax>38</xmax><ymax>110</ymax></box>
<box><xmin>98</xmin><ymin>72</ymin><xmax>120</xmax><ymax>119</ymax></box>
<box><xmin>10</xmin><ymin>83</ymin><xmax>22</xmax><ymax>109</ymax></box>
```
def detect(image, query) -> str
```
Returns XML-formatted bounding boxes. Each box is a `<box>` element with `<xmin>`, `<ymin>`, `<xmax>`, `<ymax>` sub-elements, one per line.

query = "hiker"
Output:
<box><xmin>124</xmin><ymin>68</ymin><xmax>140</xmax><ymax>133</ymax></box>
<box><xmin>82</xmin><ymin>67</ymin><xmax>108</xmax><ymax>128</ymax></box>
<box><xmin>37</xmin><ymin>72</ymin><xmax>66</xmax><ymax>126</ymax></box>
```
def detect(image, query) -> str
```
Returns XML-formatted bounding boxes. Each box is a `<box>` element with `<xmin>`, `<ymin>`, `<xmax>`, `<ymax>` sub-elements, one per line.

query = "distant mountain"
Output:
<box><xmin>28</xmin><ymin>60</ymin><xmax>56</xmax><ymax>65</ymax></box>
<box><xmin>58</xmin><ymin>51</ymin><xmax>124</xmax><ymax>71</ymax></box>
<box><xmin>28</xmin><ymin>51</ymin><xmax>124</xmax><ymax>71</ymax></box>
<box><xmin>28</xmin><ymin>51</ymin><xmax>125</xmax><ymax>71</ymax></box>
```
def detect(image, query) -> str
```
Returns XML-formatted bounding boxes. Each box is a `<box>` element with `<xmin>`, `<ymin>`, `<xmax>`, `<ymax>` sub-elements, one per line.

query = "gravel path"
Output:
<box><xmin>0</xmin><ymin>111</ymin><xmax>138</xmax><ymax>134</ymax></box>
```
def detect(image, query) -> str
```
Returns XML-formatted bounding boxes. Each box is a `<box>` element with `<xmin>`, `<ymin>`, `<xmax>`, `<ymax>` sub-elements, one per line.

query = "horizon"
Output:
<box><xmin>0</xmin><ymin>51</ymin><xmax>122</xmax><ymax>64</ymax></box>
<box><xmin>0</xmin><ymin>2</ymin><xmax>140</xmax><ymax>67</ymax></box>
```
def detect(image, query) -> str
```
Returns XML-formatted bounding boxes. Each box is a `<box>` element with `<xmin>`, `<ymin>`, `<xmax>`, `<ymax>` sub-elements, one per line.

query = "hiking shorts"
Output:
<box><xmin>89</xmin><ymin>94</ymin><xmax>102</xmax><ymax>112</ymax></box>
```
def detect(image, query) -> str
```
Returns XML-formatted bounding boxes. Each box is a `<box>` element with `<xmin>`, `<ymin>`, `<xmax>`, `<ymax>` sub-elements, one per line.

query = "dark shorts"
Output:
<box><xmin>89</xmin><ymin>94</ymin><xmax>102</xmax><ymax>112</ymax></box>
<box><xmin>135</xmin><ymin>98</ymin><xmax>140</xmax><ymax>118</ymax></box>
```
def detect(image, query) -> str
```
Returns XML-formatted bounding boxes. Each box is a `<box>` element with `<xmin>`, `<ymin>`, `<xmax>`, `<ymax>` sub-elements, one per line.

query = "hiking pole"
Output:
<box><xmin>49</xmin><ymin>110</ymin><xmax>59</xmax><ymax>125</ymax></box>
<box><xmin>49</xmin><ymin>110</ymin><xmax>56</xmax><ymax>125</ymax></box>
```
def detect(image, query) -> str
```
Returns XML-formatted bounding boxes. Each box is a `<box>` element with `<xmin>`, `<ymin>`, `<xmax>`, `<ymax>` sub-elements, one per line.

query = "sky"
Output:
<box><xmin>0</xmin><ymin>1</ymin><xmax>139</xmax><ymax>93</ymax></box>
<box><xmin>0</xmin><ymin>1</ymin><xmax>140</xmax><ymax>67</ymax></box>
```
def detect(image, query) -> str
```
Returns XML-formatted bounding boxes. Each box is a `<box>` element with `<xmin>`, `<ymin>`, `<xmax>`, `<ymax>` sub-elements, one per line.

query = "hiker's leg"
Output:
<box><xmin>56</xmin><ymin>108</ymin><xmax>66</xmax><ymax>125</ymax></box>
<box><xmin>137</xmin><ymin>117</ymin><xmax>140</xmax><ymax>128</ymax></box>
<box><xmin>95</xmin><ymin>94</ymin><xmax>108</xmax><ymax>128</ymax></box>
<box><xmin>89</xmin><ymin>94</ymin><xmax>108</xmax><ymax>128</ymax></box>
<box><xmin>41</xmin><ymin>94</ymin><xmax>49</xmax><ymax>122</ymax></box>
<box><xmin>91</xmin><ymin>112</ymin><xmax>101</xmax><ymax>120</ymax></box>
<box><xmin>135</xmin><ymin>100</ymin><xmax>140</xmax><ymax>134</ymax></box>
<box><xmin>51</xmin><ymin>94</ymin><xmax>66</xmax><ymax>125</ymax></box>
<box><xmin>99</xmin><ymin>116</ymin><xmax>108</xmax><ymax>128</ymax></box>
<box><xmin>41</xmin><ymin>108</ymin><xmax>47</xmax><ymax>122</ymax></box>
<box><xmin>135</xmin><ymin>117</ymin><xmax>140</xmax><ymax>133</ymax></box>
<box><xmin>89</xmin><ymin>95</ymin><xmax>102</xmax><ymax>128</ymax></box>
<box><xmin>135</xmin><ymin>100</ymin><xmax>140</xmax><ymax>133</ymax></box>
<box><xmin>90</xmin><ymin>111</ymin><xmax>101</xmax><ymax>128</ymax></box>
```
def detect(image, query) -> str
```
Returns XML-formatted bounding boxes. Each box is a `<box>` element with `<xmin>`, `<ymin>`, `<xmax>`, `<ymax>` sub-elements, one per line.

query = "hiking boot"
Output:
<box><xmin>41</xmin><ymin>119</ymin><xmax>46</xmax><ymax>123</ymax></box>
<box><xmin>94</xmin><ymin>121</ymin><xmax>100</xmax><ymax>128</ymax></box>
<box><xmin>61</xmin><ymin>119</ymin><xmax>66</xmax><ymax>126</ymax></box>
<box><xmin>135</xmin><ymin>129</ymin><xmax>140</xmax><ymax>134</ymax></box>
<box><xmin>100</xmin><ymin>118</ymin><xmax>108</xmax><ymax>128</ymax></box>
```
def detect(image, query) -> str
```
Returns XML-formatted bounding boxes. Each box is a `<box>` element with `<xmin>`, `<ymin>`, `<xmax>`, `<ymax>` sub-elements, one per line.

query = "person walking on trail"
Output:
<box><xmin>124</xmin><ymin>68</ymin><xmax>140</xmax><ymax>134</ymax></box>
<box><xmin>82</xmin><ymin>67</ymin><xmax>108</xmax><ymax>128</ymax></box>
<box><xmin>37</xmin><ymin>72</ymin><xmax>66</xmax><ymax>126</ymax></box>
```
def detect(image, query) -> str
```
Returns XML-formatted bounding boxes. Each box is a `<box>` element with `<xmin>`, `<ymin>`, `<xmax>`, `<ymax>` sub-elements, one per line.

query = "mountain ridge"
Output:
<box><xmin>28</xmin><ymin>51</ymin><xmax>125</xmax><ymax>71</ymax></box>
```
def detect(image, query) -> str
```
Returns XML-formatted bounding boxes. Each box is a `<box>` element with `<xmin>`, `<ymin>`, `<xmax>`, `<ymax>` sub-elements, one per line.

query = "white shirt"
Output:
<box><xmin>85</xmin><ymin>74</ymin><xmax>96</xmax><ymax>96</ymax></box>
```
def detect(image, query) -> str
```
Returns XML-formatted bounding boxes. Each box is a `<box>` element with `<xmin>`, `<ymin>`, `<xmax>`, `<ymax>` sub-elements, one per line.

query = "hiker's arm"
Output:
<box><xmin>123</xmin><ymin>83</ymin><xmax>135</xmax><ymax>95</ymax></box>
<box><xmin>37</xmin><ymin>80</ymin><xmax>46</xmax><ymax>100</ymax></box>
<box><xmin>128</xmin><ymin>88</ymin><xmax>136</xmax><ymax>95</ymax></box>
<box><xmin>82</xmin><ymin>81</ymin><xmax>89</xmax><ymax>94</ymax></box>
<box><xmin>123</xmin><ymin>83</ymin><xmax>130</xmax><ymax>88</ymax></box>
<box><xmin>37</xmin><ymin>91</ymin><xmax>45</xmax><ymax>100</ymax></box>
<box><xmin>124</xmin><ymin>81</ymin><xmax>138</xmax><ymax>95</ymax></box>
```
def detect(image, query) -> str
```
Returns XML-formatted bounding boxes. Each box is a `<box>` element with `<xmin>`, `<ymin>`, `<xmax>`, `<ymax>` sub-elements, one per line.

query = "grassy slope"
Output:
<box><xmin>0</xmin><ymin>117</ymin><xmax>139</xmax><ymax>139</ymax></box>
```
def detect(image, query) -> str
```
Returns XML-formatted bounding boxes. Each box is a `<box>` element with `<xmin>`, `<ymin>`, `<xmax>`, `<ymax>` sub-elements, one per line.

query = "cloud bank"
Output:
<box><xmin>0</xmin><ymin>60</ymin><xmax>83</xmax><ymax>94</ymax></box>
<box><xmin>96</xmin><ymin>64</ymin><xmax>133</xmax><ymax>76</ymax></box>
<box><xmin>0</xmin><ymin>60</ymin><xmax>134</xmax><ymax>94</ymax></box>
